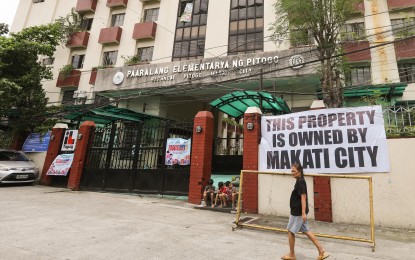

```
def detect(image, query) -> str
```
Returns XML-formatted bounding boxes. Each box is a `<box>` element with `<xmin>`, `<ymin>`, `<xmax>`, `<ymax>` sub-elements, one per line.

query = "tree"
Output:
<box><xmin>270</xmin><ymin>0</ymin><xmax>363</xmax><ymax>108</ymax></box>
<box><xmin>0</xmin><ymin>22</ymin><xmax>66</xmax><ymax>135</ymax></box>
<box><xmin>0</xmin><ymin>23</ymin><xmax>9</xmax><ymax>35</ymax></box>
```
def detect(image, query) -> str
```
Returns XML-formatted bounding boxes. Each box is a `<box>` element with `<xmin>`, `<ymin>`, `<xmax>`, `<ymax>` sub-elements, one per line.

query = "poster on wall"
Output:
<box><xmin>180</xmin><ymin>3</ymin><xmax>193</xmax><ymax>22</ymax></box>
<box><xmin>165</xmin><ymin>138</ymin><xmax>191</xmax><ymax>165</ymax></box>
<box><xmin>259</xmin><ymin>105</ymin><xmax>390</xmax><ymax>174</ymax></box>
<box><xmin>61</xmin><ymin>130</ymin><xmax>78</xmax><ymax>151</ymax></box>
<box><xmin>22</xmin><ymin>132</ymin><xmax>51</xmax><ymax>152</ymax></box>
<box><xmin>46</xmin><ymin>154</ymin><xmax>74</xmax><ymax>176</ymax></box>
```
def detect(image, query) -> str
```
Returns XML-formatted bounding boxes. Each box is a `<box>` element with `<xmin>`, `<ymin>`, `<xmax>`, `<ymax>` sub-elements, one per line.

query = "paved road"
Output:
<box><xmin>0</xmin><ymin>185</ymin><xmax>414</xmax><ymax>260</ymax></box>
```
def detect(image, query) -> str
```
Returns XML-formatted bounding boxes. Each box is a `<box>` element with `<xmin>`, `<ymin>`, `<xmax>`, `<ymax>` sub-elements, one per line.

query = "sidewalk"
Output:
<box><xmin>0</xmin><ymin>185</ymin><xmax>414</xmax><ymax>260</ymax></box>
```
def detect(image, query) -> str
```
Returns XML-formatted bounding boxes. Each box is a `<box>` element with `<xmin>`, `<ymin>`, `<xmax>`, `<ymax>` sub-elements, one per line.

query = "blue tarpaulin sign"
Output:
<box><xmin>22</xmin><ymin>132</ymin><xmax>51</xmax><ymax>152</ymax></box>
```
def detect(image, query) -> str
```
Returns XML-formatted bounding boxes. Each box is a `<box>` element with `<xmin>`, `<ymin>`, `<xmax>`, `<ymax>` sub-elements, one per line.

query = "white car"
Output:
<box><xmin>0</xmin><ymin>149</ymin><xmax>39</xmax><ymax>184</ymax></box>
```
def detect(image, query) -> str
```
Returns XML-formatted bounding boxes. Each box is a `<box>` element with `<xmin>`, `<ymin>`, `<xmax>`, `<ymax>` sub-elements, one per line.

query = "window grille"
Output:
<box><xmin>103</xmin><ymin>51</ymin><xmax>118</xmax><ymax>66</ymax></box>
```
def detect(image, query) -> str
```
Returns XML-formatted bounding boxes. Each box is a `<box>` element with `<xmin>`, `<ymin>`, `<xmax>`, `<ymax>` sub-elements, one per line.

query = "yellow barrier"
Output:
<box><xmin>233</xmin><ymin>170</ymin><xmax>375</xmax><ymax>252</ymax></box>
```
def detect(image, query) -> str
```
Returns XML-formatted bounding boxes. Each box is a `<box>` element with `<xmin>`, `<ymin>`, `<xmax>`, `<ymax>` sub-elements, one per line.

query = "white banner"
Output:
<box><xmin>165</xmin><ymin>138</ymin><xmax>191</xmax><ymax>165</ymax></box>
<box><xmin>46</xmin><ymin>154</ymin><xmax>74</xmax><ymax>176</ymax></box>
<box><xmin>259</xmin><ymin>106</ymin><xmax>390</xmax><ymax>173</ymax></box>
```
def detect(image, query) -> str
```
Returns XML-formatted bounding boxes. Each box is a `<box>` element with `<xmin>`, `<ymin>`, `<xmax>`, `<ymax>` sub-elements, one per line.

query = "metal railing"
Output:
<box><xmin>383</xmin><ymin>105</ymin><xmax>415</xmax><ymax>137</ymax></box>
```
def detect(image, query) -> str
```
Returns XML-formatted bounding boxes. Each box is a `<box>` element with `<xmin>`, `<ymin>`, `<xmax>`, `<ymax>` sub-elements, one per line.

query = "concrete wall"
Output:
<box><xmin>23</xmin><ymin>152</ymin><xmax>47</xmax><ymax>180</ymax></box>
<box><xmin>258</xmin><ymin>175</ymin><xmax>315</xmax><ymax>218</ymax></box>
<box><xmin>258</xmin><ymin>138</ymin><xmax>415</xmax><ymax>229</ymax></box>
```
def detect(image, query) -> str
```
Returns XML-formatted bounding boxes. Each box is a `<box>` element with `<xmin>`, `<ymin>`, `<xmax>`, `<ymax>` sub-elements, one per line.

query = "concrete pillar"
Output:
<box><xmin>188</xmin><ymin>111</ymin><xmax>214</xmax><ymax>204</ymax></box>
<box><xmin>364</xmin><ymin>0</ymin><xmax>399</xmax><ymax>84</ymax></box>
<box><xmin>67</xmin><ymin>121</ymin><xmax>96</xmax><ymax>190</ymax></box>
<box><xmin>40</xmin><ymin>127</ymin><xmax>66</xmax><ymax>185</ymax></box>
<box><xmin>308</xmin><ymin>103</ymin><xmax>333</xmax><ymax>222</ymax></box>
<box><xmin>242</xmin><ymin>107</ymin><xmax>262</xmax><ymax>214</ymax></box>
<box><xmin>313</xmin><ymin>176</ymin><xmax>333</xmax><ymax>222</ymax></box>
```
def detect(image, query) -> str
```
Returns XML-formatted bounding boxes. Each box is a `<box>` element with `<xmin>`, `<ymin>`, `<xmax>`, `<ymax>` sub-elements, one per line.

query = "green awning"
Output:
<box><xmin>343</xmin><ymin>83</ymin><xmax>407</xmax><ymax>98</ymax></box>
<box><xmin>62</xmin><ymin>105</ymin><xmax>164</xmax><ymax>126</ymax></box>
<box><xmin>209</xmin><ymin>91</ymin><xmax>291</xmax><ymax>119</ymax></box>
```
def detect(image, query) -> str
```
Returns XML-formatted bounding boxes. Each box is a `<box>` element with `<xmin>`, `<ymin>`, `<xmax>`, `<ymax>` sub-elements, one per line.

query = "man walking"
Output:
<box><xmin>281</xmin><ymin>163</ymin><xmax>330</xmax><ymax>260</ymax></box>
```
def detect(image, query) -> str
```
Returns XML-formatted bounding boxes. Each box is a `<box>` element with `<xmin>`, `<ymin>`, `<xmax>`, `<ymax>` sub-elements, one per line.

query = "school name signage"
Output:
<box><xmin>259</xmin><ymin>106</ymin><xmax>390</xmax><ymax>174</ymax></box>
<box><xmin>125</xmin><ymin>55</ymin><xmax>280</xmax><ymax>81</ymax></box>
<box><xmin>95</xmin><ymin>48</ymin><xmax>318</xmax><ymax>93</ymax></box>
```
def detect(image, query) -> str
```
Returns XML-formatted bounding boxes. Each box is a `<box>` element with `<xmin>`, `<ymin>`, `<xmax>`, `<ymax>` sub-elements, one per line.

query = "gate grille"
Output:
<box><xmin>81</xmin><ymin>120</ymin><xmax>193</xmax><ymax>195</ymax></box>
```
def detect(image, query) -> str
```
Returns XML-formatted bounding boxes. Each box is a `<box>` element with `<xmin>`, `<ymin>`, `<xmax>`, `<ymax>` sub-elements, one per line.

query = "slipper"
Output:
<box><xmin>317</xmin><ymin>251</ymin><xmax>330</xmax><ymax>260</ymax></box>
<box><xmin>281</xmin><ymin>255</ymin><xmax>296</xmax><ymax>260</ymax></box>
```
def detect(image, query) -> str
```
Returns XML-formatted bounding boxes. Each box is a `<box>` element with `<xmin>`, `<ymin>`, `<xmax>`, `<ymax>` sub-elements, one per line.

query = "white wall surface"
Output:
<box><xmin>258</xmin><ymin>138</ymin><xmax>415</xmax><ymax>229</ymax></box>
<box><xmin>258</xmin><ymin>174</ymin><xmax>315</xmax><ymax>219</ymax></box>
<box><xmin>24</xmin><ymin>152</ymin><xmax>46</xmax><ymax>180</ymax></box>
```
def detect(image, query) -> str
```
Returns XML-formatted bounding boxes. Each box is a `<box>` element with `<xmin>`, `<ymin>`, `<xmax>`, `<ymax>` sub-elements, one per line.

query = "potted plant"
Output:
<box><xmin>122</xmin><ymin>55</ymin><xmax>143</xmax><ymax>66</ymax></box>
<box><xmin>59</xmin><ymin>64</ymin><xmax>75</xmax><ymax>80</ymax></box>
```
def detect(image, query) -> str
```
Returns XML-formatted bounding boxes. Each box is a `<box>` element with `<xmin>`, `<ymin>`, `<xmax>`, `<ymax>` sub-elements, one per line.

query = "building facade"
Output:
<box><xmin>11</xmin><ymin>0</ymin><xmax>415</xmax><ymax>122</ymax></box>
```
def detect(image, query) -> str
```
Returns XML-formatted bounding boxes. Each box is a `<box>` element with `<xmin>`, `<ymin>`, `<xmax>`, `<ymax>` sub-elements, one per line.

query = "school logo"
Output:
<box><xmin>113</xmin><ymin>72</ymin><xmax>125</xmax><ymax>85</ymax></box>
<box><xmin>289</xmin><ymin>55</ymin><xmax>305</xmax><ymax>69</ymax></box>
<box><xmin>61</xmin><ymin>130</ymin><xmax>78</xmax><ymax>151</ymax></box>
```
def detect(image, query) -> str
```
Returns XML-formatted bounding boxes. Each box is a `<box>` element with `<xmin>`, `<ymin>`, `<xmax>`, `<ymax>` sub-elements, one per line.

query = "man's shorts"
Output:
<box><xmin>287</xmin><ymin>215</ymin><xmax>310</xmax><ymax>233</ymax></box>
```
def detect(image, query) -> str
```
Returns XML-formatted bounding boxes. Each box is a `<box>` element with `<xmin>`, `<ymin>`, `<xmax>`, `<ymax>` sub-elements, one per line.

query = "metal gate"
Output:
<box><xmin>81</xmin><ymin>120</ymin><xmax>193</xmax><ymax>196</ymax></box>
<box><xmin>212</xmin><ymin>137</ymin><xmax>243</xmax><ymax>175</ymax></box>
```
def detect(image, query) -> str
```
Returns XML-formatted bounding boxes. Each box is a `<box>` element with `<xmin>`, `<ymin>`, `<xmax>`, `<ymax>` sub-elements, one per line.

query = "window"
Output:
<box><xmin>228</xmin><ymin>0</ymin><xmax>264</xmax><ymax>55</ymax></box>
<box><xmin>398</xmin><ymin>63</ymin><xmax>415</xmax><ymax>83</ymax></box>
<box><xmin>144</xmin><ymin>8</ymin><xmax>159</xmax><ymax>22</ymax></box>
<box><xmin>111</xmin><ymin>13</ymin><xmax>125</xmax><ymax>27</ymax></box>
<box><xmin>32</xmin><ymin>0</ymin><xmax>45</xmax><ymax>3</ymax></box>
<box><xmin>137</xmin><ymin>46</ymin><xmax>154</xmax><ymax>62</ymax></box>
<box><xmin>391</xmin><ymin>18</ymin><xmax>415</xmax><ymax>38</ymax></box>
<box><xmin>42</xmin><ymin>57</ymin><xmax>54</xmax><ymax>65</ymax></box>
<box><xmin>0</xmin><ymin>151</ymin><xmax>29</xmax><ymax>161</ymax></box>
<box><xmin>71</xmin><ymin>54</ymin><xmax>85</xmax><ymax>69</ymax></box>
<box><xmin>81</xmin><ymin>18</ymin><xmax>93</xmax><ymax>31</ymax></box>
<box><xmin>94</xmin><ymin>94</ymin><xmax>110</xmax><ymax>105</ymax></box>
<box><xmin>173</xmin><ymin>0</ymin><xmax>209</xmax><ymax>60</ymax></box>
<box><xmin>341</xmin><ymin>22</ymin><xmax>365</xmax><ymax>41</ymax></box>
<box><xmin>62</xmin><ymin>90</ymin><xmax>75</xmax><ymax>105</ymax></box>
<box><xmin>103</xmin><ymin>51</ymin><xmax>118</xmax><ymax>66</ymax></box>
<box><xmin>347</xmin><ymin>66</ymin><xmax>371</xmax><ymax>86</ymax></box>
<box><xmin>289</xmin><ymin>29</ymin><xmax>313</xmax><ymax>47</ymax></box>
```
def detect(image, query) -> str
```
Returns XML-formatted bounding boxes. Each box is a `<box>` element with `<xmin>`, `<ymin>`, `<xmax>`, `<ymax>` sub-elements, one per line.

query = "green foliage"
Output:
<box><xmin>0</xmin><ymin>130</ymin><xmax>13</xmax><ymax>149</ymax></box>
<box><xmin>0</xmin><ymin>22</ymin><xmax>65</xmax><ymax>134</ymax></box>
<box><xmin>122</xmin><ymin>55</ymin><xmax>143</xmax><ymax>66</ymax></box>
<box><xmin>360</xmin><ymin>90</ymin><xmax>388</xmax><ymax>106</ymax></box>
<box><xmin>0</xmin><ymin>23</ymin><xmax>9</xmax><ymax>36</ymax></box>
<box><xmin>59</xmin><ymin>64</ymin><xmax>75</xmax><ymax>79</ymax></box>
<box><xmin>56</xmin><ymin>8</ymin><xmax>84</xmax><ymax>40</ymax></box>
<box><xmin>222</xmin><ymin>117</ymin><xmax>243</xmax><ymax>130</ymax></box>
<box><xmin>0</xmin><ymin>79</ymin><xmax>21</xmax><ymax>112</ymax></box>
<box><xmin>393</xmin><ymin>17</ymin><xmax>415</xmax><ymax>38</ymax></box>
<box><xmin>269</xmin><ymin>0</ymin><xmax>363</xmax><ymax>108</ymax></box>
<box><xmin>385</xmin><ymin>126</ymin><xmax>415</xmax><ymax>138</ymax></box>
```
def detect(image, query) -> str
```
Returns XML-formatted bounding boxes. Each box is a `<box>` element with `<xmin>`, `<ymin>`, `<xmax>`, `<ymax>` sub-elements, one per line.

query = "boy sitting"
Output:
<box><xmin>226</xmin><ymin>181</ymin><xmax>238</xmax><ymax>210</ymax></box>
<box><xmin>215</xmin><ymin>181</ymin><xmax>228</xmax><ymax>208</ymax></box>
<box><xmin>203</xmin><ymin>179</ymin><xmax>216</xmax><ymax>207</ymax></box>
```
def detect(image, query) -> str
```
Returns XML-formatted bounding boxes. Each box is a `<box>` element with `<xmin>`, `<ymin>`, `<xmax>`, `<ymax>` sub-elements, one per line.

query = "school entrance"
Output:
<box><xmin>80</xmin><ymin>120</ymin><xmax>193</xmax><ymax>196</ymax></box>
<box><xmin>210</xmin><ymin>91</ymin><xmax>291</xmax><ymax>177</ymax></box>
